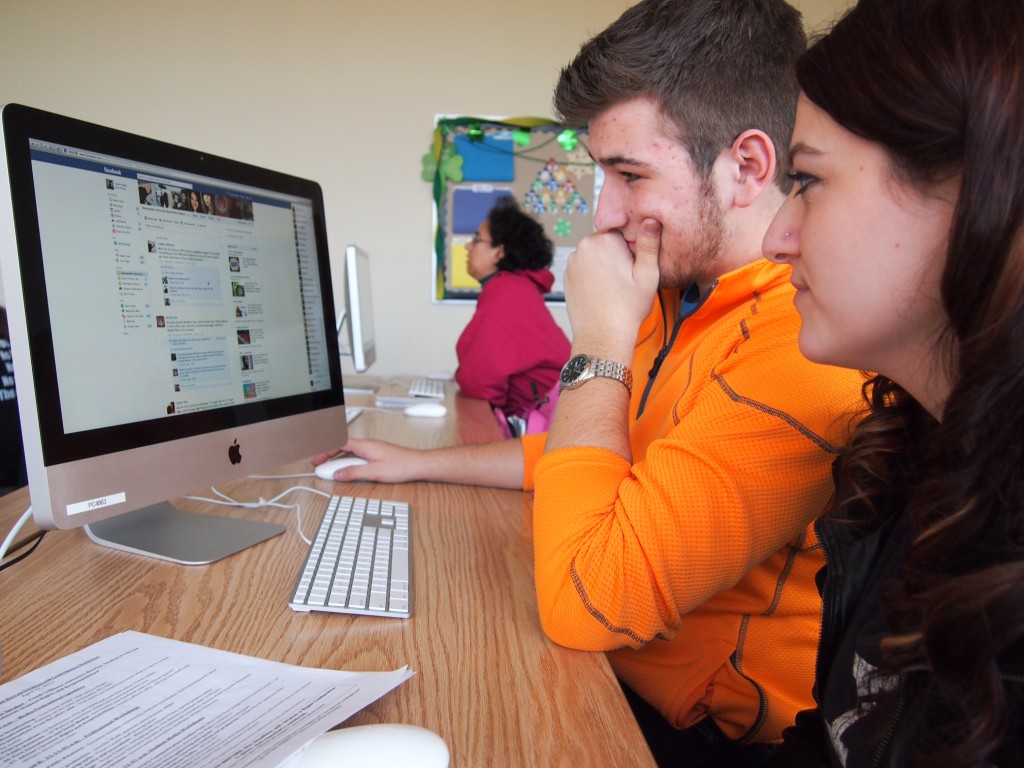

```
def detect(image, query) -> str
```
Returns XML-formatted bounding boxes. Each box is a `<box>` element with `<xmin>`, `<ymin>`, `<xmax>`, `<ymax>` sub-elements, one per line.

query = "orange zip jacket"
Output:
<box><xmin>523</xmin><ymin>259</ymin><xmax>865</xmax><ymax>743</ymax></box>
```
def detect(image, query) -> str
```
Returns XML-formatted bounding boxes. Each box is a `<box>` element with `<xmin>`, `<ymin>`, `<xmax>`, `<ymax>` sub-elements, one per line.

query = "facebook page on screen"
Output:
<box><xmin>26</xmin><ymin>139</ymin><xmax>332</xmax><ymax>435</ymax></box>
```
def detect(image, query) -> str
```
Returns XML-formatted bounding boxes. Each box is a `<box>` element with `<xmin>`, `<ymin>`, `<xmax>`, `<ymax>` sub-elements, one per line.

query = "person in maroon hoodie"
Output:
<box><xmin>456</xmin><ymin>197</ymin><xmax>571</xmax><ymax>427</ymax></box>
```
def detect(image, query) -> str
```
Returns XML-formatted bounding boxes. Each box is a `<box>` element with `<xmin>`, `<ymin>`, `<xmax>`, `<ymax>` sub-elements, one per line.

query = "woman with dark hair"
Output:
<box><xmin>762</xmin><ymin>0</ymin><xmax>1024</xmax><ymax>765</ymax></box>
<box><xmin>455</xmin><ymin>197</ymin><xmax>570</xmax><ymax>428</ymax></box>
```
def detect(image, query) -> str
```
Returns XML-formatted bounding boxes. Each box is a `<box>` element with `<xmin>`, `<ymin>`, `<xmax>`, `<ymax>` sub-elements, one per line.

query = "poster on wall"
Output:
<box><xmin>424</xmin><ymin>115</ymin><xmax>598</xmax><ymax>303</ymax></box>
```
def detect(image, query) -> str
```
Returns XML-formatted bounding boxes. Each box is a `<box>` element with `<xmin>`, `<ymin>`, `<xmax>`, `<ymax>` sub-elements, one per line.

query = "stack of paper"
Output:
<box><xmin>0</xmin><ymin>631</ymin><xmax>412</xmax><ymax>768</ymax></box>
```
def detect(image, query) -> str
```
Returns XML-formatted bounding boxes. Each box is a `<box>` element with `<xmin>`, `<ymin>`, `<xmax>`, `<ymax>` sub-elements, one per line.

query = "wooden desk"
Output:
<box><xmin>0</xmin><ymin>382</ymin><xmax>655</xmax><ymax>767</ymax></box>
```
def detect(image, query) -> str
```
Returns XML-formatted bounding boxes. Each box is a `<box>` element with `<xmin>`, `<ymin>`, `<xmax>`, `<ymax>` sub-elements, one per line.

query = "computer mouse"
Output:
<box><xmin>404</xmin><ymin>402</ymin><xmax>448</xmax><ymax>418</ymax></box>
<box><xmin>426</xmin><ymin>370</ymin><xmax>454</xmax><ymax>381</ymax></box>
<box><xmin>314</xmin><ymin>455</ymin><xmax>369</xmax><ymax>480</ymax></box>
<box><xmin>286</xmin><ymin>723</ymin><xmax>449</xmax><ymax>768</ymax></box>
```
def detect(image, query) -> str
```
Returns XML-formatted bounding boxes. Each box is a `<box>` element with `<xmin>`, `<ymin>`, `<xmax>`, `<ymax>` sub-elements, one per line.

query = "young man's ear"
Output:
<box><xmin>728</xmin><ymin>129</ymin><xmax>777</xmax><ymax>209</ymax></box>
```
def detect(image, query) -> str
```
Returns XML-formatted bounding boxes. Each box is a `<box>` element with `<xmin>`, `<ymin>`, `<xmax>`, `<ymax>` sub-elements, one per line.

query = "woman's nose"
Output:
<box><xmin>763</xmin><ymin>203</ymin><xmax>798</xmax><ymax>264</ymax></box>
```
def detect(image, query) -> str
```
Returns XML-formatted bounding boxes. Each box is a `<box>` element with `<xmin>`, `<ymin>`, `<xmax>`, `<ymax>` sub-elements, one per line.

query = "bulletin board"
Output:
<box><xmin>425</xmin><ymin>116</ymin><xmax>597</xmax><ymax>303</ymax></box>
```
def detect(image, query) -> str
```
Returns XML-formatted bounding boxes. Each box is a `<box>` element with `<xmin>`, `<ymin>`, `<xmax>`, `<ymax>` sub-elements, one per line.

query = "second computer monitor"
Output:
<box><xmin>344</xmin><ymin>244</ymin><xmax>376</xmax><ymax>373</ymax></box>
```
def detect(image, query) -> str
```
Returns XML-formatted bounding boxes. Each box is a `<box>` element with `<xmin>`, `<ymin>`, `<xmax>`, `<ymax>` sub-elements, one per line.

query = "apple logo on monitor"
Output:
<box><xmin>229</xmin><ymin>439</ymin><xmax>242</xmax><ymax>465</ymax></box>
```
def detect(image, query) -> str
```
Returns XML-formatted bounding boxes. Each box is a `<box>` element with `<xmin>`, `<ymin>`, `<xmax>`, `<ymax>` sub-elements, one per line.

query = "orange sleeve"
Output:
<box><xmin>519</xmin><ymin>431</ymin><xmax>548</xmax><ymax>492</ymax></box>
<box><xmin>532</xmin><ymin>339</ymin><xmax>857</xmax><ymax>652</ymax></box>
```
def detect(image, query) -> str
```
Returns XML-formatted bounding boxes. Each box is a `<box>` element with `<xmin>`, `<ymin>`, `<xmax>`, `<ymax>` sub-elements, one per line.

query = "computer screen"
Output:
<box><xmin>0</xmin><ymin>103</ymin><xmax>350</xmax><ymax>563</ymax></box>
<box><xmin>344</xmin><ymin>244</ymin><xmax>376</xmax><ymax>373</ymax></box>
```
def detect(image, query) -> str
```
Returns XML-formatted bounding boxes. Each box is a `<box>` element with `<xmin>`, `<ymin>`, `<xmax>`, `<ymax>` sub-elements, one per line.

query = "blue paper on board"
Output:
<box><xmin>454</xmin><ymin>134</ymin><xmax>515</xmax><ymax>181</ymax></box>
<box><xmin>451</xmin><ymin>188</ymin><xmax>513</xmax><ymax>233</ymax></box>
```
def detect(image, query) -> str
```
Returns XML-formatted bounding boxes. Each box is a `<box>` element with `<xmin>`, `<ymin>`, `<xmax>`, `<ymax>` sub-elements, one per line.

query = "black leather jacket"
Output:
<box><xmin>771</xmin><ymin>475</ymin><xmax>1024</xmax><ymax>767</ymax></box>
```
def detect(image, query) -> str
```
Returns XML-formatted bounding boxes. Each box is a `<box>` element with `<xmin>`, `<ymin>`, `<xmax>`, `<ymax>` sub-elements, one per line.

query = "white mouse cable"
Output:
<box><xmin>0</xmin><ymin>506</ymin><xmax>33</xmax><ymax>564</ymax></box>
<box><xmin>183</xmin><ymin>484</ymin><xmax>332</xmax><ymax>545</ymax></box>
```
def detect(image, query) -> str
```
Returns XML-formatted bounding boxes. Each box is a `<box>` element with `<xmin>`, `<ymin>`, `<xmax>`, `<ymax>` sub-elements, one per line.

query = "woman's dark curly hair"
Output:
<box><xmin>486</xmin><ymin>197</ymin><xmax>554</xmax><ymax>272</ymax></box>
<box><xmin>800</xmin><ymin>0</ymin><xmax>1024</xmax><ymax>765</ymax></box>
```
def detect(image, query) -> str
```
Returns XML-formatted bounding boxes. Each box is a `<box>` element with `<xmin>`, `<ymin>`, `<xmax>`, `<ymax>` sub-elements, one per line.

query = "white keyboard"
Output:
<box><xmin>345</xmin><ymin>406</ymin><xmax>362</xmax><ymax>423</ymax></box>
<box><xmin>407</xmin><ymin>377</ymin><xmax>444</xmax><ymax>399</ymax></box>
<box><xmin>289</xmin><ymin>495</ymin><xmax>411</xmax><ymax>618</ymax></box>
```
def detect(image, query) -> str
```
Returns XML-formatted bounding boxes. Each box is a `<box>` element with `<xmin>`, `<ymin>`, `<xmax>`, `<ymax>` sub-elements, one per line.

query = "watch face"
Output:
<box><xmin>561</xmin><ymin>354</ymin><xmax>589</xmax><ymax>385</ymax></box>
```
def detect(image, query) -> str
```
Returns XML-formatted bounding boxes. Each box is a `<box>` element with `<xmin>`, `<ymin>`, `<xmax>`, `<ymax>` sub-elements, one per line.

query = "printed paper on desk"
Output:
<box><xmin>0</xmin><ymin>631</ymin><xmax>414</xmax><ymax>768</ymax></box>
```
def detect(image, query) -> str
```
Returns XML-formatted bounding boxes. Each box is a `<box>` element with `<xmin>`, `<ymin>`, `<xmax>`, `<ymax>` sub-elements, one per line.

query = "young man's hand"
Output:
<box><xmin>564</xmin><ymin>217</ymin><xmax>661</xmax><ymax>360</ymax></box>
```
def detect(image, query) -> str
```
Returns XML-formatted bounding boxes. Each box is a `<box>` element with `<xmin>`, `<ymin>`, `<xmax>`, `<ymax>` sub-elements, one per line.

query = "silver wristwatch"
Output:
<box><xmin>559</xmin><ymin>354</ymin><xmax>633</xmax><ymax>396</ymax></box>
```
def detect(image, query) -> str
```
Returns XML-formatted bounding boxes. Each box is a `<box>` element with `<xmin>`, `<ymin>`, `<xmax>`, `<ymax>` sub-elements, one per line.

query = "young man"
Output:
<box><xmin>318</xmin><ymin>0</ymin><xmax>864</xmax><ymax>763</ymax></box>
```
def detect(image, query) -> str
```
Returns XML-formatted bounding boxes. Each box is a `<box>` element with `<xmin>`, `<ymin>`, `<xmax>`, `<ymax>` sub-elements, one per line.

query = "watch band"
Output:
<box><xmin>591</xmin><ymin>357</ymin><xmax>633</xmax><ymax>396</ymax></box>
<box><xmin>560</xmin><ymin>354</ymin><xmax>633</xmax><ymax>396</ymax></box>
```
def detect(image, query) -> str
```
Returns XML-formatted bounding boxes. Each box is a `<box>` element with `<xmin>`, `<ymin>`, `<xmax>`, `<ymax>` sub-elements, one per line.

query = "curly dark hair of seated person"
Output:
<box><xmin>486</xmin><ymin>197</ymin><xmax>554</xmax><ymax>272</ymax></box>
<box><xmin>801</xmin><ymin>0</ymin><xmax>1024</xmax><ymax>766</ymax></box>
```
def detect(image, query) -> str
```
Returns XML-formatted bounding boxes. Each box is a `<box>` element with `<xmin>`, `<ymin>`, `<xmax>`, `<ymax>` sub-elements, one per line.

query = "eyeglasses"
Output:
<box><xmin>468</xmin><ymin>235</ymin><xmax>492</xmax><ymax>246</ymax></box>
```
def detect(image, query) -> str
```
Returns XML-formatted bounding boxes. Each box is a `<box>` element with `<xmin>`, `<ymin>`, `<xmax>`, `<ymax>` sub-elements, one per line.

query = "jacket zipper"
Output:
<box><xmin>636</xmin><ymin>283</ymin><xmax>714</xmax><ymax>418</ymax></box>
<box><xmin>870</xmin><ymin>677</ymin><xmax>908</xmax><ymax>768</ymax></box>
<box><xmin>814</xmin><ymin>517</ymin><xmax>833</xmax><ymax>705</ymax></box>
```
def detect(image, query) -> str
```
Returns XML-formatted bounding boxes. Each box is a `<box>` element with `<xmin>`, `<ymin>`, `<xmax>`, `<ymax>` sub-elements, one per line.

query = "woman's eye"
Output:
<box><xmin>785</xmin><ymin>170</ymin><xmax>817</xmax><ymax>196</ymax></box>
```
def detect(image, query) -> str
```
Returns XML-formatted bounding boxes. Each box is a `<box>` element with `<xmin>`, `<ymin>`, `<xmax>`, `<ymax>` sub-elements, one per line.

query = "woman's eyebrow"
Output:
<box><xmin>788</xmin><ymin>141</ymin><xmax>823</xmax><ymax>161</ymax></box>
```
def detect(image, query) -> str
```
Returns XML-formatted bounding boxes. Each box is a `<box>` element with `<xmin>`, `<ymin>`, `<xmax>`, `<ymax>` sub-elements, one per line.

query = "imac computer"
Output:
<box><xmin>0</xmin><ymin>104</ymin><xmax>350</xmax><ymax>564</ymax></box>
<box><xmin>342</xmin><ymin>244</ymin><xmax>376</xmax><ymax>373</ymax></box>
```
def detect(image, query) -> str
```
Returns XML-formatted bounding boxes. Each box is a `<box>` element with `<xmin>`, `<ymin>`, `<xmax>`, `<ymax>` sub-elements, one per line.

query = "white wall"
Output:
<box><xmin>796</xmin><ymin>0</ymin><xmax>854</xmax><ymax>31</ymax></box>
<box><xmin>0</xmin><ymin>0</ymin><xmax>851</xmax><ymax>375</ymax></box>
